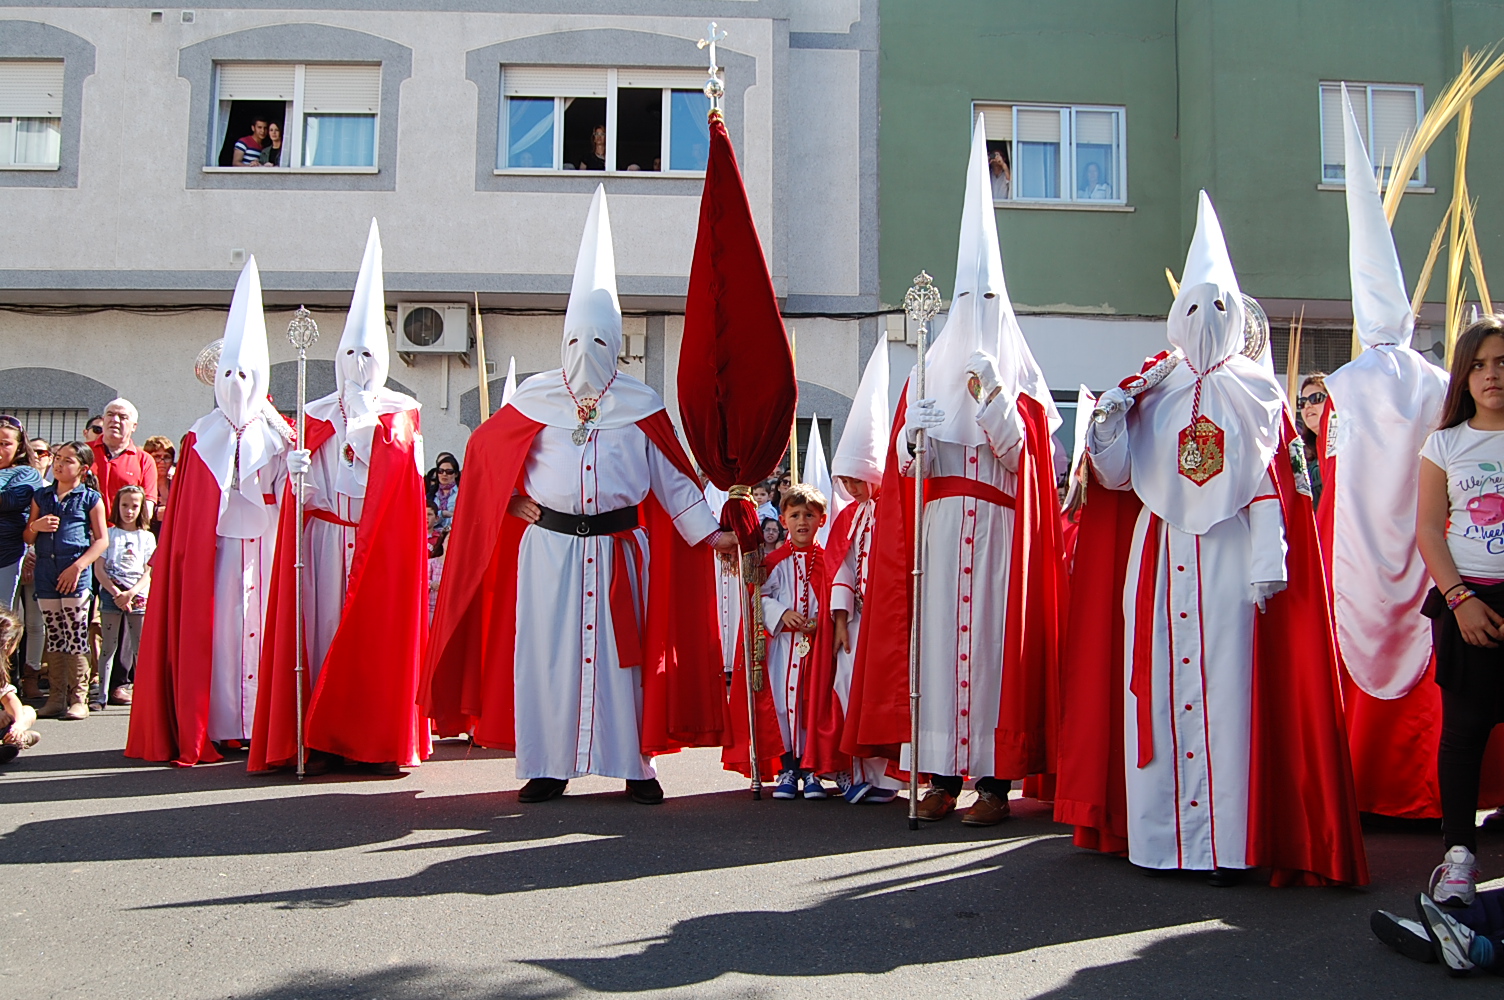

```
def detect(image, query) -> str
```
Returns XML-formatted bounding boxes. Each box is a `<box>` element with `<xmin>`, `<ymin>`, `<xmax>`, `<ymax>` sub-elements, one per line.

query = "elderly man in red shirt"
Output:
<box><xmin>92</xmin><ymin>399</ymin><xmax>157</xmax><ymax>522</ymax></box>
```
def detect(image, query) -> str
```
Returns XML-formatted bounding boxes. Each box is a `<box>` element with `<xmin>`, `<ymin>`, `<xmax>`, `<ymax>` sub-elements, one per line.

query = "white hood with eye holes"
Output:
<box><xmin>305</xmin><ymin>218</ymin><xmax>421</xmax><ymax>498</ymax></box>
<box><xmin>1123</xmin><ymin>192</ymin><xmax>1285</xmax><ymax>535</ymax></box>
<box><xmin>189</xmin><ymin>256</ymin><xmax>293</xmax><ymax>539</ymax></box>
<box><xmin>508</xmin><ymin>185</ymin><xmax>663</xmax><ymax>430</ymax></box>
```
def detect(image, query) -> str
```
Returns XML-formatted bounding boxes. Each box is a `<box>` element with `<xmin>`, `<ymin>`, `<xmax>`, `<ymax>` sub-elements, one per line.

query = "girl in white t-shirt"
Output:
<box><xmin>91</xmin><ymin>486</ymin><xmax>156</xmax><ymax>708</ymax></box>
<box><xmin>1418</xmin><ymin>316</ymin><xmax>1504</xmax><ymax>909</ymax></box>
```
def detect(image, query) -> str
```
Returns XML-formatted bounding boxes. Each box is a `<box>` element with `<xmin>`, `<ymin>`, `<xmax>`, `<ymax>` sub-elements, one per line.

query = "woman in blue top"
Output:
<box><xmin>23</xmin><ymin>441</ymin><xmax>106</xmax><ymax>721</ymax></box>
<box><xmin>0</xmin><ymin>415</ymin><xmax>44</xmax><ymax>610</ymax></box>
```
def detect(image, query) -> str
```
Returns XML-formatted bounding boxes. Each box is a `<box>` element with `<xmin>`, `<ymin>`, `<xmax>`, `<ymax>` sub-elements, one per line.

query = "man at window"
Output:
<box><xmin>989</xmin><ymin>148</ymin><xmax>1011</xmax><ymax>200</ymax></box>
<box><xmin>233</xmin><ymin>120</ymin><xmax>268</xmax><ymax>167</ymax></box>
<box><xmin>581</xmin><ymin>125</ymin><xmax>607</xmax><ymax>171</ymax></box>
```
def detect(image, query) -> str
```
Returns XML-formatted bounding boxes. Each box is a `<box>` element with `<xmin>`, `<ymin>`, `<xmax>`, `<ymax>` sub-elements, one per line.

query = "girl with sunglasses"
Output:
<box><xmin>1295</xmin><ymin>375</ymin><xmax>1329</xmax><ymax>507</ymax></box>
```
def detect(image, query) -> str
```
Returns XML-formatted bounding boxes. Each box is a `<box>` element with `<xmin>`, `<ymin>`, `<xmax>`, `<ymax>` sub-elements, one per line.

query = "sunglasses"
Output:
<box><xmin>87</xmin><ymin>424</ymin><xmax>103</xmax><ymax>433</ymax></box>
<box><xmin>0</xmin><ymin>415</ymin><xmax>21</xmax><ymax>429</ymax></box>
<box><xmin>1296</xmin><ymin>391</ymin><xmax>1328</xmax><ymax>408</ymax></box>
<box><xmin>437</xmin><ymin>468</ymin><xmax>458</xmax><ymax>475</ymax></box>
<box><xmin>31</xmin><ymin>448</ymin><xmax>50</xmax><ymax>457</ymax></box>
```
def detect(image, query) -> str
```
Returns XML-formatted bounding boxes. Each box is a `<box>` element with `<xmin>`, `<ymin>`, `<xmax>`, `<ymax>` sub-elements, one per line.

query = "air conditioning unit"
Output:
<box><xmin>396</xmin><ymin>302</ymin><xmax>470</xmax><ymax>354</ymax></box>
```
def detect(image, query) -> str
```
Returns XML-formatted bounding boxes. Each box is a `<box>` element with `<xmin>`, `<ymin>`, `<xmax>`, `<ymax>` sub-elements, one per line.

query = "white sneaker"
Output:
<box><xmin>1429</xmin><ymin>846</ymin><xmax>1480</xmax><ymax>907</ymax></box>
<box><xmin>1417</xmin><ymin>893</ymin><xmax>1477</xmax><ymax>975</ymax></box>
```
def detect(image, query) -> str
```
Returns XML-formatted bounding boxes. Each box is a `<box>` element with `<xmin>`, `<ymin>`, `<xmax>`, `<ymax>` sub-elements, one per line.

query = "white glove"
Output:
<box><xmin>905</xmin><ymin>398</ymin><xmax>946</xmax><ymax>445</ymax></box>
<box><xmin>286</xmin><ymin>448</ymin><xmax>313</xmax><ymax>476</ymax></box>
<box><xmin>1251</xmin><ymin>580</ymin><xmax>1287</xmax><ymax>613</ymax></box>
<box><xmin>1089</xmin><ymin>387</ymin><xmax>1133</xmax><ymax>444</ymax></box>
<box><xmin>965</xmin><ymin>351</ymin><xmax>1002</xmax><ymax>401</ymax></box>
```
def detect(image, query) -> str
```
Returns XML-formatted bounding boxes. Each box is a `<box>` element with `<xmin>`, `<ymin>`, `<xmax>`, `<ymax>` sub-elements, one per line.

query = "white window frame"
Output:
<box><xmin>497</xmin><ymin>66</ymin><xmax>709</xmax><ymax>177</ymax></box>
<box><xmin>0</xmin><ymin>60</ymin><xmax>64</xmax><ymax>171</ymax></box>
<box><xmin>209</xmin><ymin>62</ymin><xmax>381</xmax><ymax>173</ymax></box>
<box><xmin>973</xmin><ymin>100</ymin><xmax>1127</xmax><ymax>207</ymax></box>
<box><xmin>1318</xmin><ymin>81</ymin><xmax>1426</xmax><ymax>189</ymax></box>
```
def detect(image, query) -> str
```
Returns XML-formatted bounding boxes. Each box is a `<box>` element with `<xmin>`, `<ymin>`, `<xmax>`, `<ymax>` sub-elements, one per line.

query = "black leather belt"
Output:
<box><xmin>535</xmin><ymin>504</ymin><xmax>639</xmax><ymax>537</ymax></box>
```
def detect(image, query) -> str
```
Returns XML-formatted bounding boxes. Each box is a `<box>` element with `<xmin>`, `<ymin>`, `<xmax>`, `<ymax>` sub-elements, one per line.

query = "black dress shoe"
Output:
<box><xmin>518</xmin><ymin>777</ymin><xmax>569</xmax><ymax>803</ymax></box>
<box><xmin>626</xmin><ymin>778</ymin><xmax>665</xmax><ymax>804</ymax></box>
<box><xmin>367</xmin><ymin>761</ymin><xmax>402</xmax><ymax>776</ymax></box>
<box><xmin>1207</xmin><ymin>867</ymin><xmax>1243</xmax><ymax>888</ymax></box>
<box><xmin>303</xmin><ymin>750</ymin><xmax>339</xmax><ymax>776</ymax></box>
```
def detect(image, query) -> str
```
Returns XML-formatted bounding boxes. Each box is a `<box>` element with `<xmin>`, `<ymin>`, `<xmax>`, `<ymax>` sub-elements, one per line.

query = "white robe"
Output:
<box><xmin>207</xmin><ymin>456</ymin><xmax>284</xmax><ymax>740</ymax></box>
<box><xmin>1090</xmin><ymin>427</ymin><xmax>1287</xmax><ymax>871</ymax></box>
<box><xmin>513</xmin><ymin>423</ymin><xmax>719</xmax><ymax>781</ymax></box>
<box><xmin>829</xmin><ymin>500</ymin><xmax>900</xmax><ymax>788</ymax></box>
<box><xmin>898</xmin><ymin>392</ymin><xmax>1025</xmax><ymax>778</ymax></box>
<box><xmin>761</xmin><ymin>548</ymin><xmax>822</xmax><ymax>759</ymax></box>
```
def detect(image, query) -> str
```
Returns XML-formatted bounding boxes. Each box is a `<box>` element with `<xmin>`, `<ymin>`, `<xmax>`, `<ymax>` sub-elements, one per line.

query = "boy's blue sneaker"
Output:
<box><xmin>772</xmin><ymin>770</ymin><xmax>800</xmax><ymax>799</ymax></box>
<box><xmin>802</xmin><ymin>773</ymin><xmax>829</xmax><ymax>799</ymax></box>
<box><xmin>864</xmin><ymin>787</ymin><xmax>899</xmax><ymax>804</ymax></box>
<box><xmin>835</xmin><ymin>772</ymin><xmax>871</xmax><ymax>803</ymax></box>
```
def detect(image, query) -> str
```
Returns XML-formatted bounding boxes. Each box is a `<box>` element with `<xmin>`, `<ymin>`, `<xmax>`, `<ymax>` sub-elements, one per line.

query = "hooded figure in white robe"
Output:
<box><xmin>1088</xmin><ymin>192</ymin><xmax>1289</xmax><ymax>873</ymax></box>
<box><xmin>194</xmin><ymin>259</ymin><xmax>292</xmax><ymax>741</ymax></box>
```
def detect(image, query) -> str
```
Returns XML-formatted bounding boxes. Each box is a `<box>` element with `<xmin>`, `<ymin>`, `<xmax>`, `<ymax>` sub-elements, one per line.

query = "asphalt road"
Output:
<box><xmin>0</xmin><ymin>709</ymin><xmax>1495</xmax><ymax>999</ymax></box>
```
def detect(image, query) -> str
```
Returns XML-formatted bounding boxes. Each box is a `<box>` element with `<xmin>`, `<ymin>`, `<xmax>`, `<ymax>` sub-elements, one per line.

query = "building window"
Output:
<box><xmin>1319</xmin><ymin>82</ymin><xmax>1425</xmax><ymax>186</ymax></box>
<box><xmin>974</xmin><ymin>102</ymin><xmax>1126</xmax><ymax>205</ymax></box>
<box><xmin>212</xmin><ymin>62</ymin><xmax>380</xmax><ymax>170</ymax></box>
<box><xmin>1</xmin><ymin>408</ymin><xmax>89</xmax><ymax>444</ymax></box>
<box><xmin>0</xmin><ymin>61</ymin><xmax>63</xmax><ymax>169</ymax></box>
<box><xmin>498</xmin><ymin>66</ymin><xmax>711</xmax><ymax>174</ymax></box>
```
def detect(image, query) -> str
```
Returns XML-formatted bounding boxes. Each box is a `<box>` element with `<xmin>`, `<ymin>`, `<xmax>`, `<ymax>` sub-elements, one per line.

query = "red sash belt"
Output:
<box><xmin>608</xmin><ymin>528</ymin><xmax>645</xmax><ymax>669</ymax></box>
<box><xmin>924</xmin><ymin>475</ymin><xmax>1016</xmax><ymax>509</ymax></box>
<box><xmin>1131</xmin><ymin>513</ymin><xmax>1162</xmax><ymax>768</ymax></box>
<box><xmin>305</xmin><ymin>508</ymin><xmax>358</xmax><ymax>529</ymax></box>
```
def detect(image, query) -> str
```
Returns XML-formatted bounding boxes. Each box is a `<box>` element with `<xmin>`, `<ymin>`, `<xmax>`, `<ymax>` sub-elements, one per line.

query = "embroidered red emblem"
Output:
<box><xmin>342</xmin><ymin>442</ymin><xmax>355</xmax><ymax>465</ymax></box>
<box><xmin>1177</xmin><ymin>415</ymin><xmax>1225</xmax><ymax>485</ymax></box>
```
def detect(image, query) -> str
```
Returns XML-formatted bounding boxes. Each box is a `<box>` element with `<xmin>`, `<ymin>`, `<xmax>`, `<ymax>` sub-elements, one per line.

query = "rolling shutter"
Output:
<box><xmin>303</xmin><ymin>64</ymin><xmax>381</xmax><ymax>114</ymax></box>
<box><xmin>618</xmin><ymin>68</ymin><xmax>706</xmax><ymax>90</ymax></box>
<box><xmin>0</xmin><ymin>61</ymin><xmax>65</xmax><ymax>118</ymax></box>
<box><xmin>502</xmin><ymin>66</ymin><xmax>607</xmax><ymax>98</ymax></box>
<box><xmin>216</xmin><ymin>63</ymin><xmax>296</xmax><ymax>102</ymax></box>
<box><xmin>1015</xmin><ymin>107</ymin><xmax>1062</xmax><ymax>143</ymax></box>
<box><xmin>1370</xmin><ymin>86</ymin><xmax>1420</xmax><ymax>173</ymax></box>
<box><xmin>975</xmin><ymin>103</ymin><xmax>1012</xmax><ymax>140</ymax></box>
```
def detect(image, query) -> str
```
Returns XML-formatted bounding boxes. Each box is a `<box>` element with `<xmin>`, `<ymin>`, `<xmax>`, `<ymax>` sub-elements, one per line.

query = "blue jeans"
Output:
<box><xmin>0</xmin><ymin>556</ymin><xmax>21</xmax><ymax>612</ymax></box>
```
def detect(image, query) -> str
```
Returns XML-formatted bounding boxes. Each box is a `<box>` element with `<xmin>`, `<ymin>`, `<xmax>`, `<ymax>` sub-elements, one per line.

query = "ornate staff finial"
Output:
<box><xmin>903</xmin><ymin>270</ymin><xmax>942</xmax><ymax>336</ymax></box>
<box><xmin>698</xmin><ymin>22</ymin><xmax>728</xmax><ymax>113</ymax></box>
<box><xmin>194</xmin><ymin>338</ymin><xmax>224</xmax><ymax>387</ymax></box>
<box><xmin>286</xmin><ymin>305</ymin><xmax>320</xmax><ymax>351</ymax></box>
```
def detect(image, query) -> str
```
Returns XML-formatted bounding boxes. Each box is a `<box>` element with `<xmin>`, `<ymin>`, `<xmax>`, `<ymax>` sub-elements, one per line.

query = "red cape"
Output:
<box><xmin>839</xmin><ymin>390</ymin><xmax>1066</xmax><ymax>781</ymax></box>
<box><xmin>1314</xmin><ymin>399</ymin><xmax>1504</xmax><ymax>818</ymax></box>
<box><xmin>249</xmin><ymin>411</ymin><xmax>430</xmax><ymax>771</ymax></box>
<box><xmin>1055</xmin><ymin>417</ymin><xmax>1369</xmax><ymax>886</ymax></box>
<box><xmin>720</xmin><ymin>542</ymin><xmax>842</xmax><ymax>779</ymax></box>
<box><xmin>125</xmin><ymin>438</ymin><xmax>226</xmax><ymax>766</ymax></box>
<box><xmin>420</xmin><ymin>404</ymin><xmax>726</xmax><ymax>753</ymax></box>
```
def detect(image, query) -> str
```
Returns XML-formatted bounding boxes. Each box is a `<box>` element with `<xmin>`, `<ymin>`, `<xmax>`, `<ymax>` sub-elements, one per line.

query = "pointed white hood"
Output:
<box><xmin>915</xmin><ymin>115</ymin><xmax>1058</xmax><ymax>447</ymax></box>
<box><xmin>500</xmin><ymin>356</ymin><xmax>518</xmax><ymax>406</ymax></box>
<box><xmin>510</xmin><ymin>185</ymin><xmax>662</xmax><ymax>430</ymax></box>
<box><xmin>190</xmin><ymin>257</ymin><xmax>289</xmax><ymax>538</ymax></box>
<box><xmin>1342</xmin><ymin>84</ymin><xmax>1415</xmax><ymax>349</ymax></box>
<box><xmin>1122</xmin><ymin>191</ymin><xmax>1285</xmax><ymax>535</ymax></box>
<box><xmin>1322</xmin><ymin>84</ymin><xmax>1450</xmax><ymax>699</ymax></box>
<box><xmin>832</xmin><ymin>341</ymin><xmax>890</xmax><ymax>487</ymax></box>
<box><xmin>305</xmin><ymin>219</ymin><xmax>420</xmax><ymax>497</ymax></box>
<box><xmin>337</xmin><ymin>218</ymin><xmax>391</xmax><ymax>395</ymax></box>
<box><xmin>803</xmin><ymin>413</ymin><xmax>843</xmax><ymax>545</ymax></box>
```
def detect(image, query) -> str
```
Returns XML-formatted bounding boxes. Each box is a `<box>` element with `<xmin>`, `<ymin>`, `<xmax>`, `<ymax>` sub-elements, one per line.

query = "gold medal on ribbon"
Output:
<box><xmin>1177</xmin><ymin>415</ymin><xmax>1225</xmax><ymax>485</ymax></box>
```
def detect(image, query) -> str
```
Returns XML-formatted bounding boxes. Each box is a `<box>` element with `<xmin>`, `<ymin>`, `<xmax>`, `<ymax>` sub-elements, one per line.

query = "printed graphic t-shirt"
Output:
<box><xmin>1420</xmin><ymin>421</ymin><xmax>1504</xmax><ymax>578</ymax></box>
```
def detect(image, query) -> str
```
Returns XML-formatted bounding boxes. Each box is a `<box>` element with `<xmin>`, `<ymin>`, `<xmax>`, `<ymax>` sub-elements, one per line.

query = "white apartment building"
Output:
<box><xmin>0</xmin><ymin>0</ymin><xmax>879</xmax><ymax>465</ymax></box>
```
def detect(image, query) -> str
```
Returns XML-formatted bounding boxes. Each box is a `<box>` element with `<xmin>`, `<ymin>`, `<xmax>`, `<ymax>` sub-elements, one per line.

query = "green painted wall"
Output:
<box><xmin>879</xmin><ymin>0</ymin><xmax>1504</xmax><ymax>315</ymax></box>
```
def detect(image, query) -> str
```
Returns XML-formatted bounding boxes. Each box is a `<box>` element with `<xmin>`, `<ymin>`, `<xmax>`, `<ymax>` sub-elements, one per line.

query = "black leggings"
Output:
<box><xmin>1441</xmin><ymin>685</ymin><xmax>1504</xmax><ymax>854</ymax></box>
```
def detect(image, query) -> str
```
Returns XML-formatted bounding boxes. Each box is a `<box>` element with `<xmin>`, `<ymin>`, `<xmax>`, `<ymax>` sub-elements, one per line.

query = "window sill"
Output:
<box><xmin>493</xmin><ymin>168</ymin><xmax>705</xmax><ymax>179</ymax></box>
<box><xmin>201</xmin><ymin>166</ymin><xmax>379</xmax><ymax>175</ymax></box>
<box><xmin>995</xmin><ymin>200</ymin><xmax>1135</xmax><ymax>213</ymax></box>
<box><xmin>1317</xmin><ymin>183</ymin><xmax>1435</xmax><ymax>194</ymax></box>
<box><xmin>0</xmin><ymin>164</ymin><xmax>60</xmax><ymax>172</ymax></box>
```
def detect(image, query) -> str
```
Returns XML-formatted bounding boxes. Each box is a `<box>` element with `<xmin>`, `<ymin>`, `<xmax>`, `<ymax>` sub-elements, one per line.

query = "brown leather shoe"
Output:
<box><xmin>962</xmin><ymin>790</ymin><xmax>1011</xmax><ymax>826</ymax></box>
<box><xmin>916</xmin><ymin>787</ymin><xmax>957</xmax><ymax>821</ymax></box>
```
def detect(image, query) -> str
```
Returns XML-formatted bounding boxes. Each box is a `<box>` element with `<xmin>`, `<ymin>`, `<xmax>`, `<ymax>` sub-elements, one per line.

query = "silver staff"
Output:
<box><xmin>902</xmin><ymin>271</ymin><xmax>941</xmax><ymax>831</ymax></box>
<box><xmin>286</xmin><ymin>306</ymin><xmax>320</xmax><ymax>780</ymax></box>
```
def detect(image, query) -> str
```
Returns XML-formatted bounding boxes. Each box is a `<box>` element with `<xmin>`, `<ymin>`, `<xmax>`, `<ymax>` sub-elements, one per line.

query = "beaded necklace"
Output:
<box><xmin>220</xmin><ymin>410</ymin><xmax>262</xmax><ymax>490</ymax></box>
<box><xmin>562</xmin><ymin>368</ymin><xmax>620</xmax><ymax>446</ymax></box>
